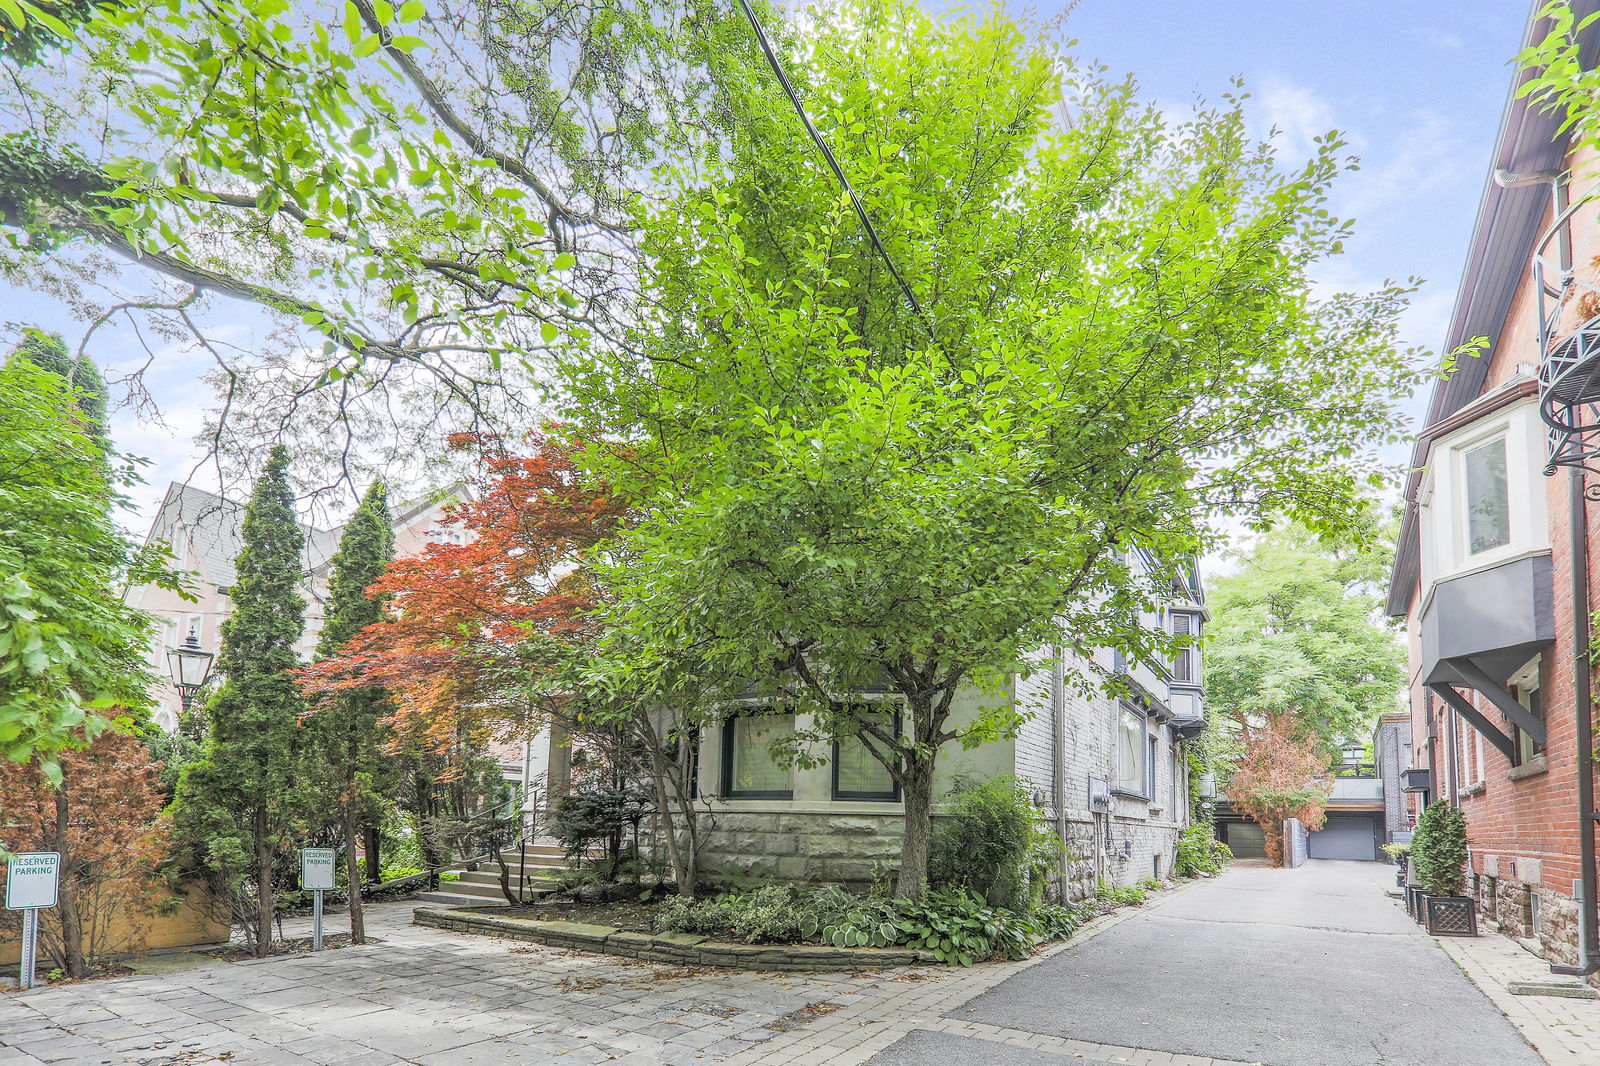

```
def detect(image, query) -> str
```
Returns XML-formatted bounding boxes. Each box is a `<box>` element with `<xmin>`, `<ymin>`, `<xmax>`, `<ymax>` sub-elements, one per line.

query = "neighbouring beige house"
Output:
<box><xmin>124</xmin><ymin>481</ymin><xmax>553</xmax><ymax>804</ymax></box>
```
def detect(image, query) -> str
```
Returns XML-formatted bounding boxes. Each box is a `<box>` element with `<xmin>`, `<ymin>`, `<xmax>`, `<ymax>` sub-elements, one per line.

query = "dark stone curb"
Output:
<box><xmin>412</xmin><ymin>905</ymin><xmax>937</xmax><ymax>971</ymax></box>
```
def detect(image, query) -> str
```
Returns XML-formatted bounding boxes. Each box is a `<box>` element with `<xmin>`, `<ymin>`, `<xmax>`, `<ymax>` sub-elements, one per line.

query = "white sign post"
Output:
<box><xmin>6</xmin><ymin>853</ymin><xmax>60</xmax><ymax>990</ymax></box>
<box><xmin>301</xmin><ymin>849</ymin><xmax>336</xmax><ymax>951</ymax></box>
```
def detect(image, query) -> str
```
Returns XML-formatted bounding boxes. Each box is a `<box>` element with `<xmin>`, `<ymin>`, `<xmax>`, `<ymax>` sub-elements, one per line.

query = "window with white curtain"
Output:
<box><xmin>1463</xmin><ymin>436</ymin><xmax>1510</xmax><ymax>555</ymax></box>
<box><xmin>1116</xmin><ymin>706</ymin><xmax>1147</xmax><ymax>795</ymax></box>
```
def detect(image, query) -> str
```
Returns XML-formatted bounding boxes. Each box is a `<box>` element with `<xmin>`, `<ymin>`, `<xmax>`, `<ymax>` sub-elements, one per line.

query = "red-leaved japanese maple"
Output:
<box><xmin>298</xmin><ymin>434</ymin><xmax>629</xmax><ymax>761</ymax></box>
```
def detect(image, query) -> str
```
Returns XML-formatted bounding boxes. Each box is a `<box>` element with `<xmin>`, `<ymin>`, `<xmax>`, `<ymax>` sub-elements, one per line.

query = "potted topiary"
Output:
<box><xmin>1380</xmin><ymin>842</ymin><xmax>1411</xmax><ymax>890</ymax></box>
<box><xmin>1411</xmin><ymin>801</ymin><xmax>1476</xmax><ymax>936</ymax></box>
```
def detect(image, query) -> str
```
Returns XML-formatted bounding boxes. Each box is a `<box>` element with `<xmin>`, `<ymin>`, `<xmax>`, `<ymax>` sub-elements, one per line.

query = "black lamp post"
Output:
<box><xmin>165</xmin><ymin>630</ymin><xmax>215</xmax><ymax>713</ymax></box>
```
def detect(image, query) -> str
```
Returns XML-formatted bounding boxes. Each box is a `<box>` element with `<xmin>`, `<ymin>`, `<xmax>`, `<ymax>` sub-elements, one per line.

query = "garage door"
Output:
<box><xmin>1224</xmin><ymin>821</ymin><xmax>1265</xmax><ymax>858</ymax></box>
<box><xmin>1307</xmin><ymin>814</ymin><xmax>1379</xmax><ymax>860</ymax></box>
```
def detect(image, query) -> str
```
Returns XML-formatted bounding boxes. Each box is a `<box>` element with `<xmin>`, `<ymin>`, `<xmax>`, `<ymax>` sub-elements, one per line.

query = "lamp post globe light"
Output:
<box><xmin>166</xmin><ymin>630</ymin><xmax>215</xmax><ymax>713</ymax></box>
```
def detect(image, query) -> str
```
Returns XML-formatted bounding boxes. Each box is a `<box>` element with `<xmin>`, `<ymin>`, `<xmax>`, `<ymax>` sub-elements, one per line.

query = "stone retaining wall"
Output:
<box><xmin>413</xmin><ymin>905</ymin><xmax>935</xmax><ymax>971</ymax></box>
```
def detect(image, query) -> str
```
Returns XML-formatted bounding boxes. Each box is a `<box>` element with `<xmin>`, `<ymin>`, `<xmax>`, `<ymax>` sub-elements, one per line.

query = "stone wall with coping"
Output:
<box><xmin>414</xmin><ymin>906</ymin><xmax>934</xmax><ymax>971</ymax></box>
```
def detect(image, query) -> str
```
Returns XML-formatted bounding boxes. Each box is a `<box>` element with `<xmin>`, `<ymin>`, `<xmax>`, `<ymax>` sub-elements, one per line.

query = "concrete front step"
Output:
<box><xmin>454</xmin><ymin>869</ymin><xmax>561</xmax><ymax>889</ymax></box>
<box><xmin>413</xmin><ymin>890</ymin><xmax>511</xmax><ymax>907</ymax></box>
<box><xmin>450</xmin><ymin>875</ymin><xmax>562</xmax><ymax>896</ymax></box>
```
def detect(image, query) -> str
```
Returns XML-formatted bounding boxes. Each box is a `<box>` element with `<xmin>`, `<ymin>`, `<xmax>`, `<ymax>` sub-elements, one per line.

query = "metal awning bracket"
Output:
<box><xmin>1429</xmin><ymin>682</ymin><xmax>1516</xmax><ymax>762</ymax></box>
<box><xmin>1447</xmin><ymin>658</ymin><xmax>1548</xmax><ymax>746</ymax></box>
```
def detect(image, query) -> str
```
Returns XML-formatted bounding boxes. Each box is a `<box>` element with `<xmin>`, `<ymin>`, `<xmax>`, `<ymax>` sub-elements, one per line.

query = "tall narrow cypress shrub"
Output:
<box><xmin>169</xmin><ymin>445</ymin><xmax>308</xmax><ymax>956</ymax></box>
<box><xmin>10</xmin><ymin>328</ymin><xmax>109</xmax><ymax>446</ymax></box>
<box><xmin>305</xmin><ymin>482</ymin><xmax>394</xmax><ymax>943</ymax></box>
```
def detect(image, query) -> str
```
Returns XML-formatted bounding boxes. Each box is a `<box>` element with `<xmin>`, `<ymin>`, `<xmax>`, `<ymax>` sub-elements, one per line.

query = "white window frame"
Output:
<box><xmin>1418</xmin><ymin>398</ymin><xmax>1549</xmax><ymax>589</ymax></box>
<box><xmin>1509</xmin><ymin>656</ymin><xmax>1543</xmax><ymax>767</ymax></box>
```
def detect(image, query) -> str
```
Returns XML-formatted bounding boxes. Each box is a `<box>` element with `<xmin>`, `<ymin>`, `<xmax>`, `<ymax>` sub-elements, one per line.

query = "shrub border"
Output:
<box><xmin>413</xmin><ymin>905</ymin><xmax>937</xmax><ymax>970</ymax></box>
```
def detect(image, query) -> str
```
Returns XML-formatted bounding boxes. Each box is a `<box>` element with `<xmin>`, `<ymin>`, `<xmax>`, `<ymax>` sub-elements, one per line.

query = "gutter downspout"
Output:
<box><xmin>1446</xmin><ymin>704</ymin><xmax>1459</xmax><ymax>808</ymax></box>
<box><xmin>1553</xmin><ymin>468</ymin><xmax>1600</xmax><ymax>977</ymax></box>
<box><xmin>1052</xmin><ymin>646</ymin><xmax>1070</xmax><ymax>898</ymax></box>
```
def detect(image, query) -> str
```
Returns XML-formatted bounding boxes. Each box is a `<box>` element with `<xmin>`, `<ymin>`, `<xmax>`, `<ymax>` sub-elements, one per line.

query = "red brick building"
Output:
<box><xmin>1388</xmin><ymin>1</ymin><xmax>1600</xmax><ymax>975</ymax></box>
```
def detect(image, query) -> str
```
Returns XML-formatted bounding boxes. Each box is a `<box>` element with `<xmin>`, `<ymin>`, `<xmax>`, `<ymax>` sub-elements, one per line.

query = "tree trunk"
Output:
<box><xmin>488</xmin><ymin>832</ymin><xmax>517</xmax><ymax>905</ymax></box>
<box><xmin>894</xmin><ymin>755</ymin><xmax>937</xmax><ymax>900</ymax></box>
<box><xmin>640</xmin><ymin>721</ymin><xmax>691</xmax><ymax>897</ymax></box>
<box><xmin>343</xmin><ymin>808</ymin><xmax>366</xmax><ymax>944</ymax></box>
<box><xmin>254</xmin><ymin>807</ymin><xmax>274</xmax><ymax>957</ymax></box>
<box><xmin>363</xmin><ymin>824</ymin><xmax>382</xmax><ymax>883</ymax></box>
<box><xmin>52</xmin><ymin>787</ymin><xmax>87</xmax><ymax>979</ymax></box>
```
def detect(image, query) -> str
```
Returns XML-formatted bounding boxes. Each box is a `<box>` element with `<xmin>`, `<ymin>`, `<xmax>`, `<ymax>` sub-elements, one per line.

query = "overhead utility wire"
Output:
<box><xmin>731</xmin><ymin>0</ymin><xmax>935</xmax><ymax>342</ymax></box>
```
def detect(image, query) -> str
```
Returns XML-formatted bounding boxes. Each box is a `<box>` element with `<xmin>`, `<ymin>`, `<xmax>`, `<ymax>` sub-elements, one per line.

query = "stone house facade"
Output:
<box><xmin>1386</xmin><ymin>0</ymin><xmax>1600</xmax><ymax>977</ymax></box>
<box><xmin>687</xmin><ymin>563</ymin><xmax>1208</xmax><ymax>901</ymax></box>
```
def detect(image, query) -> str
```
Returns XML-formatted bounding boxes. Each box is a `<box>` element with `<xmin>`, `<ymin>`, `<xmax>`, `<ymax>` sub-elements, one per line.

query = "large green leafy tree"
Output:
<box><xmin>302</xmin><ymin>480</ymin><xmax>394</xmax><ymax>943</ymax></box>
<box><xmin>168</xmin><ymin>445</ymin><xmax>309</xmax><ymax>955</ymax></box>
<box><xmin>10</xmin><ymin>328</ymin><xmax>108</xmax><ymax>445</ymax></box>
<box><xmin>0</xmin><ymin>0</ymin><xmax>765</xmax><ymax>483</ymax></box>
<box><xmin>567</xmin><ymin>0</ymin><xmax>1426</xmax><ymax>897</ymax></box>
<box><xmin>1205</xmin><ymin>521</ymin><xmax>1405</xmax><ymax>859</ymax></box>
<box><xmin>1206</xmin><ymin>521</ymin><xmax>1405</xmax><ymax>750</ymax></box>
<box><xmin>0</xmin><ymin>353</ymin><xmax>168</xmax><ymax>782</ymax></box>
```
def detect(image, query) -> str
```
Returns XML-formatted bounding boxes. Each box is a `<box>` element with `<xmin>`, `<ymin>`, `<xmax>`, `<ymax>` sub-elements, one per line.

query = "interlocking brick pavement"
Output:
<box><xmin>1435</xmin><ymin>925</ymin><xmax>1600</xmax><ymax>1066</ymax></box>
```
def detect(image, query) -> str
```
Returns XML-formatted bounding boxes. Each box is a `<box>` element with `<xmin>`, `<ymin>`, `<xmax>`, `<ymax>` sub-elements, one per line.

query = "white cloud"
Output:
<box><xmin>1338</xmin><ymin>108</ymin><xmax>1465</xmax><ymax>220</ymax></box>
<box><xmin>1253</xmin><ymin>76</ymin><xmax>1343</xmax><ymax>166</ymax></box>
<box><xmin>1409</xmin><ymin>27</ymin><xmax>1465</xmax><ymax>53</ymax></box>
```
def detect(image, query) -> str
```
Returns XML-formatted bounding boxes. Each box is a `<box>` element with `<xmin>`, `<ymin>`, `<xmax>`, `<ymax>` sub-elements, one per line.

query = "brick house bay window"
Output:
<box><xmin>722</xmin><ymin>712</ymin><xmax>795</xmax><ymax>799</ymax></box>
<box><xmin>1463</xmin><ymin>436</ymin><xmax>1510</xmax><ymax>555</ymax></box>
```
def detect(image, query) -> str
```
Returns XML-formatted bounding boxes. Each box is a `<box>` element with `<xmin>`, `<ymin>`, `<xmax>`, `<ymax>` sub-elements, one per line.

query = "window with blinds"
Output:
<box><xmin>833</xmin><ymin>710</ymin><xmax>899</xmax><ymax>801</ymax></box>
<box><xmin>722</xmin><ymin>712</ymin><xmax>795</xmax><ymax>798</ymax></box>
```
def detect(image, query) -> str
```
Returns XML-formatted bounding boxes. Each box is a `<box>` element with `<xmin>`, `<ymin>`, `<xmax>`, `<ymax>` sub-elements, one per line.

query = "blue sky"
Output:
<box><xmin>1056</xmin><ymin>0</ymin><xmax>1528</xmax><ymax>361</ymax></box>
<box><xmin>0</xmin><ymin>0</ymin><xmax>1536</xmax><ymax>529</ymax></box>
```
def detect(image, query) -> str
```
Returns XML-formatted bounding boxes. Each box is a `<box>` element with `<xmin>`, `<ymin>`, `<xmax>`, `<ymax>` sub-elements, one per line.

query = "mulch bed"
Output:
<box><xmin>497</xmin><ymin>900</ymin><xmax>661</xmax><ymax>932</ymax></box>
<box><xmin>5</xmin><ymin>963</ymin><xmax>136</xmax><ymax>989</ymax></box>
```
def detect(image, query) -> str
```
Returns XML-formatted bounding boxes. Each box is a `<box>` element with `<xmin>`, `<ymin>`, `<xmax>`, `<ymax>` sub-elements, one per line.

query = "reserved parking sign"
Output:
<box><xmin>301</xmin><ymin>848</ymin><xmax>336</xmax><ymax>891</ymax></box>
<box><xmin>5</xmin><ymin>852</ymin><xmax>60</xmax><ymax>910</ymax></box>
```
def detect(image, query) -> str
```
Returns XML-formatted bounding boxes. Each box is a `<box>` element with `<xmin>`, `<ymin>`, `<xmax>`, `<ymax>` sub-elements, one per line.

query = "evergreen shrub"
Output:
<box><xmin>927</xmin><ymin>776</ymin><xmax>1061</xmax><ymax>912</ymax></box>
<box><xmin>1411</xmin><ymin>801</ymin><xmax>1468</xmax><ymax>896</ymax></box>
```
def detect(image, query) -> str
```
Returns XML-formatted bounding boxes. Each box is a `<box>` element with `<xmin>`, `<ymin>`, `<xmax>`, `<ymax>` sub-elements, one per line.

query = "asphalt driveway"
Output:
<box><xmin>876</xmin><ymin>859</ymin><xmax>1545</xmax><ymax>1066</ymax></box>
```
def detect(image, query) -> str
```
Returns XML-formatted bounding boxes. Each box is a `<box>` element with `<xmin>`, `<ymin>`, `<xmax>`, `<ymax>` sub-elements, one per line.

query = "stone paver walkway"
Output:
<box><xmin>1435</xmin><ymin>921</ymin><xmax>1600</xmax><ymax>1066</ymax></box>
<box><xmin>2</xmin><ymin>892</ymin><xmax>1231</xmax><ymax>1066</ymax></box>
